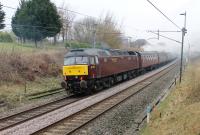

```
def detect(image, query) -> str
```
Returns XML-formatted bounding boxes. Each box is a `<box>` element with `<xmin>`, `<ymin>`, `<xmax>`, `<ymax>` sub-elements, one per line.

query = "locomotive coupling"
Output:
<box><xmin>80</xmin><ymin>80</ymin><xmax>87</xmax><ymax>88</ymax></box>
<box><xmin>61</xmin><ymin>81</ymin><xmax>69</xmax><ymax>90</ymax></box>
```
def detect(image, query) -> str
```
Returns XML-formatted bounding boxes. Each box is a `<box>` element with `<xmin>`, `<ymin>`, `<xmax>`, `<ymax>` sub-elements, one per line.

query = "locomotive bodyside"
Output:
<box><xmin>97</xmin><ymin>55</ymin><xmax>139</xmax><ymax>78</ymax></box>
<box><xmin>61</xmin><ymin>49</ymin><xmax>140</xmax><ymax>94</ymax></box>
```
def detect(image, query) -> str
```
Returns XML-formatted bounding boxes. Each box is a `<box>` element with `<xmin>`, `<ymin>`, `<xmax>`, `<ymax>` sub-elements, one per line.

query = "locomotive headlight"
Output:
<box><xmin>75</xmin><ymin>76</ymin><xmax>78</xmax><ymax>79</ymax></box>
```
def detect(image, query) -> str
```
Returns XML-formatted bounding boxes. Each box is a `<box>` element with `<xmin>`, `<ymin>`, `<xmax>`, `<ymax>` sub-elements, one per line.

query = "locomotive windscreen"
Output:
<box><xmin>64</xmin><ymin>56</ymin><xmax>89</xmax><ymax>65</ymax></box>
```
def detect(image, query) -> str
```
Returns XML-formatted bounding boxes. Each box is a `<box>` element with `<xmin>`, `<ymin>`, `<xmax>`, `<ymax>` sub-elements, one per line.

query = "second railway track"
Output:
<box><xmin>0</xmin><ymin>95</ymin><xmax>85</xmax><ymax>131</ymax></box>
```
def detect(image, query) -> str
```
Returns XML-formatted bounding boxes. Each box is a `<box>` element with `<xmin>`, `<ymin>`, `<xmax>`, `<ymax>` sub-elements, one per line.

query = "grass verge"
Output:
<box><xmin>141</xmin><ymin>59</ymin><xmax>200</xmax><ymax>135</ymax></box>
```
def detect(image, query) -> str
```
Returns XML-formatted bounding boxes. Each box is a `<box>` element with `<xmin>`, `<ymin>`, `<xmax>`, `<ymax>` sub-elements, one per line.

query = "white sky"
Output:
<box><xmin>1</xmin><ymin>0</ymin><xmax>200</xmax><ymax>53</ymax></box>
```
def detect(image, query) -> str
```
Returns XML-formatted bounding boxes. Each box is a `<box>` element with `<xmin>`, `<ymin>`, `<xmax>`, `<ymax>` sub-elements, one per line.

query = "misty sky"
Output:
<box><xmin>1</xmin><ymin>0</ymin><xmax>200</xmax><ymax>53</ymax></box>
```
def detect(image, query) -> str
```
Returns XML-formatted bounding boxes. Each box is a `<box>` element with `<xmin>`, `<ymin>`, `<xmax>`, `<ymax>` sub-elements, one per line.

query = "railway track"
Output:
<box><xmin>26</xmin><ymin>88</ymin><xmax>64</xmax><ymax>100</ymax></box>
<box><xmin>33</xmin><ymin>62</ymin><xmax>177</xmax><ymax>135</ymax></box>
<box><xmin>0</xmin><ymin>95</ymin><xmax>86</xmax><ymax>132</ymax></box>
<box><xmin>0</xmin><ymin>61</ymin><xmax>177</xmax><ymax>135</ymax></box>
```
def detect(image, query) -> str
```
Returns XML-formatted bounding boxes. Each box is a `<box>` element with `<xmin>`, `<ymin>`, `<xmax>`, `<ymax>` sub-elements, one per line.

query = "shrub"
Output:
<box><xmin>0</xmin><ymin>50</ymin><xmax>65</xmax><ymax>84</ymax></box>
<box><xmin>0</xmin><ymin>32</ymin><xmax>13</xmax><ymax>43</ymax></box>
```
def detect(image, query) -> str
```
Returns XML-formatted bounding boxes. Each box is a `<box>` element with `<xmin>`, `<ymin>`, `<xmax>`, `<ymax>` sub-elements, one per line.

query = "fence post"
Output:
<box><xmin>147</xmin><ymin>105</ymin><xmax>151</xmax><ymax>123</ymax></box>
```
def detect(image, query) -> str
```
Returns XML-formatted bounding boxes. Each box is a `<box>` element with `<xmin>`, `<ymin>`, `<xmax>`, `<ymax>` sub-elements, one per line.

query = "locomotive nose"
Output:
<box><xmin>63</xmin><ymin>65</ymin><xmax>88</xmax><ymax>76</ymax></box>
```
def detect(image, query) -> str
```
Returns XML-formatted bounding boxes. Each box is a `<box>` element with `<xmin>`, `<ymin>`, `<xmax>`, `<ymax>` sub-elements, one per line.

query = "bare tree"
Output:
<box><xmin>58</xmin><ymin>3</ymin><xmax>76</xmax><ymax>43</ymax></box>
<box><xmin>73</xmin><ymin>17</ymin><xmax>97</xmax><ymax>44</ymax></box>
<box><xmin>73</xmin><ymin>12</ymin><xmax>123</xmax><ymax>48</ymax></box>
<box><xmin>97</xmin><ymin>13</ymin><xmax>123</xmax><ymax>48</ymax></box>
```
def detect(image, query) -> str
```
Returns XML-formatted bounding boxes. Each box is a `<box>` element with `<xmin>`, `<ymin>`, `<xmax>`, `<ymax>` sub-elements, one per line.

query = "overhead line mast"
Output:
<box><xmin>146</xmin><ymin>0</ymin><xmax>187</xmax><ymax>83</ymax></box>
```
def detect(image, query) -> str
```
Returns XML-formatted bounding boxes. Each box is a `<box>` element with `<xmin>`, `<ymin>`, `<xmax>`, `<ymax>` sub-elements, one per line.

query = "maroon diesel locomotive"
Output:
<box><xmin>61</xmin><ymin>48</ymin><xmax>175</xmax><ymax>94</ymax></box>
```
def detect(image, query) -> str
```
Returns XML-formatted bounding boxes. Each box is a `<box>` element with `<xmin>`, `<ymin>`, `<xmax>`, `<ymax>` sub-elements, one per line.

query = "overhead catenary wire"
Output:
<box><xmin>149</xmin><ymin>31</ymin><xmax>181</xmax><ymax>43</ymax></box>
<box><xmin>57</xmin><ymin>7</ymin><xmax>93</xmax><ymax>18</ymax></box>
<box><xmin>3</xmin><ymin>5</ymin><xmax>108</xmax><ymax>24</ymax></box>
<box><xmin>147</xmin><ymin>30</ymin><xmax>182</xmax><ymax>33</ymax></box>
<box><xmin>146</xmin><ymin>0</ymin><xmax>182</xmax><ymax>30</ymax></box>
<box><xmin>2</xmin><ymin>5</ymin><xmax>92</xmax><ymax>18</ymax></box>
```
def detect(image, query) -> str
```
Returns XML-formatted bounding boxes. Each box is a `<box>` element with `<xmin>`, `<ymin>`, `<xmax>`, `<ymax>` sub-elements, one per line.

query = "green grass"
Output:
<box><xmin>0</xmin><ymin>76</ymin><xmax>62</xmax><ymax>108</ymax></box>
<box><xmin>0</xmin><ymin>42</ymin><xmax>66</xmax><ymax>53</ymax></box>
<box><xmin>0</xmin><ymin>42</ymin><xmax>37</xmax><ymax>52</ymax></box>
<box><xmin>24</xmin><ymin>76</ymin><xmax>62</xmax><ymax>94</ymax></box>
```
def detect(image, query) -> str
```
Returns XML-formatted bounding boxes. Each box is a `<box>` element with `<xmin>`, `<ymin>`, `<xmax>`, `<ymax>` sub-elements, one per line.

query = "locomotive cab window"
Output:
<box><xmin>64</xmin><ymin>56</ymin><xmax>89</xmax><ymax>65</ymax></box>
<box><xmin>90</xmin><ymin>57</ymin><xmax>95</xmax><ymax>65</ymax></box>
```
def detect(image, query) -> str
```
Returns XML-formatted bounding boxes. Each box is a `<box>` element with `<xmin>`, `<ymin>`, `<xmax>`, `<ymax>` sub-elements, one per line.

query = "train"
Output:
<box><xmin>61</xmin><ymin>48</ymin><xmax>176</xmax><ymax>94</ymax></box>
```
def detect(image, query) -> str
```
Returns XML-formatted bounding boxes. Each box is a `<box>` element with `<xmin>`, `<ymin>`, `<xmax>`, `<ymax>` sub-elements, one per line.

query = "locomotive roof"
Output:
<box><xmin>138</xmin><ymin>51</ymin><xmax>159</xmax><ymax>55</ymax></box>
<box><xmin>65</xmin><ymin>48</ymin><xmax>139</xmax><ymax>57</ymax></box>
<box><xmin>65</xmin><ymin>48</ymin><xmax>112</xmax><ymax>57</ymax></box>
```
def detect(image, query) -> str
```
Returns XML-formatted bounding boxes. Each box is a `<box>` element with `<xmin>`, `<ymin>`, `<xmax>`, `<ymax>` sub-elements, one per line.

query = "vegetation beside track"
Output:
<box><xmin>0</xmin><ymin>42</ymin><xmax>66</xmax><ymax>110</ymax></box>
<box><xmin>141</xmin><ymin>59</ymin><xmax>200</xmax><ymax>135</ymax></box>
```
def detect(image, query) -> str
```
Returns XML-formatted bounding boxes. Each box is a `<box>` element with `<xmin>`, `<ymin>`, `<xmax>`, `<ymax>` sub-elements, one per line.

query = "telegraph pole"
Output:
<box><xmin>179</xmin><ymin>12</ymin><xmax>187</xmax><ymax>83</ymax></box>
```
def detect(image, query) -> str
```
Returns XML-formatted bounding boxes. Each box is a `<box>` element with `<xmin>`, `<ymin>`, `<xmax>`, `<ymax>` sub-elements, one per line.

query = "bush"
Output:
<box><xmin>0</xmin><ymin>50</ymin><xmax>64</xmax><ymax>84</ymax></box>
<box><xmin>0</xmin><ymin>32</ymin><xmax>13</xmax><ymax>43</ymax></box>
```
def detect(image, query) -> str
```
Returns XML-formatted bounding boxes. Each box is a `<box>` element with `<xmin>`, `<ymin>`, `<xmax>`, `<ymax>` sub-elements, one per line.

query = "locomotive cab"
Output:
<box><xmin>61</xmin><ymin>48</ymin><xmax>112</xmax><ymax>94</ymax></box>
<box><xmin>62</xmin><ymin>53</ymin><xmax>99</xmax><ymax>93</ymax></box>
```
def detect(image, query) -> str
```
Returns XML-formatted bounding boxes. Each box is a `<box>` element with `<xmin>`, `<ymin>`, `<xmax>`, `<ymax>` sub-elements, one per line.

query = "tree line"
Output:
<box><xmin>0</xmin><ymin>0</ymin><xmax>145</xmax><ymax>50</ymax></box>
